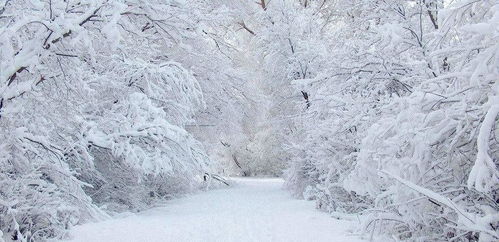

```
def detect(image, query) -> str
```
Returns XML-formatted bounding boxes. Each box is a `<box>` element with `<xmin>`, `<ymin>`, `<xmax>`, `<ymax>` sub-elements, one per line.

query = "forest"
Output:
<box><xmin>0</xmin><ymin>0</ymin><xmax>498</xmax><ymax>241</ymax></box>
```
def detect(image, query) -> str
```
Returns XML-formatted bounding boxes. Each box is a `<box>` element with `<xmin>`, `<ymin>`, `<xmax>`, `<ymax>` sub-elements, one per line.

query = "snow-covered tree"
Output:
<box><xmin>0</xmin><ymin>0</ymin><xmax>233</xmax><ymax>240</ymax></box>
<box><xmin>280</xmin><ymin>0</ymin><xmax>498</xmax><ymax>240</ymax></box>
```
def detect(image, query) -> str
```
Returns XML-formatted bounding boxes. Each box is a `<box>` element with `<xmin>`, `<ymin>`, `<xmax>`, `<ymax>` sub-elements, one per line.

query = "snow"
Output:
<box><xmin>62</xmin><ymin>178</ymin><xmax>365</xmax><ymax>242</ymax></box>
<box><xmin>467</xmin><ymin>99</ymin><xmax>499</xmax><ymax>193</ymax></box>
<box><xmin>381</xmin><ymin>170</ymin><xmax>499</xmax><ymax>240</ymax></box>
<box><xmin>2</xmin><ymin>0</ymin><xmax>498</xmax><ymax>240</ymax></box>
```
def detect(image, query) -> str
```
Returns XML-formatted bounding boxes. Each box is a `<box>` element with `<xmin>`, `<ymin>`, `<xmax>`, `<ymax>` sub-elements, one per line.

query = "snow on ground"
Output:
<box><xmin>62</xmin><ymin>178</ymin><xmax>366</xmax><ymax>242</ymax></box>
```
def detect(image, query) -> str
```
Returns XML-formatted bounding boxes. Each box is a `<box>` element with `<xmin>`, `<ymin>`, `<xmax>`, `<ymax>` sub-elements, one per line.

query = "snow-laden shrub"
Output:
<box><xmin>78</xmin><ymin>90</ymin><xmax>210</xmax><ymax>212</ymax></box>
<box><xmin>0</xmin><ymin>129</ymin><xmax>101</xmax><ymax>241</ymax></box>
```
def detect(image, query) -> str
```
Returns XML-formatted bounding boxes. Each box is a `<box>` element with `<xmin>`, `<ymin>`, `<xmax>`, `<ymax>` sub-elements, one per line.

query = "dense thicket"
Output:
<box><xmin>0</xmin><ymin>0</ymin><xmax>255</xmax><ymax>240</ymax></box>
<box><xmin>253</xmin><ymin>0</ymin><xmax>498</xmax><ymax>241</ymax></box>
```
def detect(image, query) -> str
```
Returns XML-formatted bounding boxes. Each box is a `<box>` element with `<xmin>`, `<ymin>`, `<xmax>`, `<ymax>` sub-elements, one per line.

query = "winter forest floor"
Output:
<box><xmin>61</xmin><ymin>178</ymin><xmax>366</xmax><ymax>242</ymax></box>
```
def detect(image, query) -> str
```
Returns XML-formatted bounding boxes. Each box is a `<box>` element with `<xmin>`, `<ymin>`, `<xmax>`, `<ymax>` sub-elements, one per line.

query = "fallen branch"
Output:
<box><xmin>204</xmin><ymin>173</ymin><xmax>229</xmax><ymax>186</ymax></box>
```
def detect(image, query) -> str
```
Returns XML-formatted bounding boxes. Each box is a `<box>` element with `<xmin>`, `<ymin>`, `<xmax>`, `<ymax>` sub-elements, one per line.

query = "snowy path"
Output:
<box><xmin>64</xmin><ymin>178</ymin><xmax>365</xmax><ymax>242</ymax></box>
